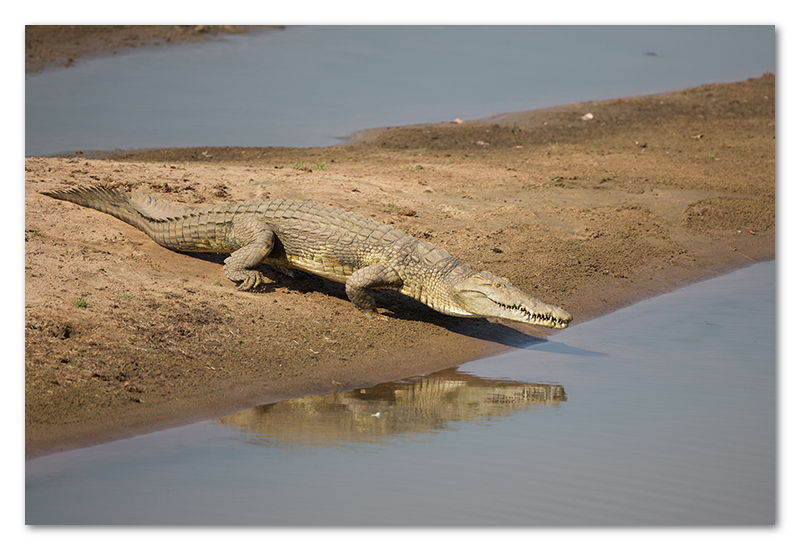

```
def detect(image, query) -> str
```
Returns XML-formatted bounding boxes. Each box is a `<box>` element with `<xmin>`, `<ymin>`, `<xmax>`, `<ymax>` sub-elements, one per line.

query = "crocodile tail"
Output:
<box><xmin>40</xmin><ymin>186</ymin><xmax>161</xmax><ymax>236</ymax></box>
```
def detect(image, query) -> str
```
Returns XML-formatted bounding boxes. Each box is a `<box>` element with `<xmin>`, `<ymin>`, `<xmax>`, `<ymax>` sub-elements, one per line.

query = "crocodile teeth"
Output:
<box><xmin>493</xmin><ymin>300</ymin><xmax>568</xmax><ymax>327</ymax></box>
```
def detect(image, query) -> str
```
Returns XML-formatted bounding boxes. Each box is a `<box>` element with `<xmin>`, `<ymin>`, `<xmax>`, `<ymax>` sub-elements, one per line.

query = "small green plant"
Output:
<box><xmin>406</xmin><ymin>165</ymin><xmax>420</xmax><ymax>172</ymax></box>
<box><xmin>388</xmin><ymin>203</ymin><xmax>397</xmax><ymax>211</ymax></box>
<box><xmin>73</xmin><ymin>296</ymin><xmax>88</xmax><ymax>308</ymax></box>
<box><xmin>292</xmin><ymin>161</ymin><xmax>306</xmax><ymax>169</ymax></box>
<box><xmin>117</xmin><ymin>293</ymin><xmax>135</xmax><ymax>300</ymax></box>
<box><xmin>315</xmin><ymin>162</ymin><xmax>326</xmax><ymax>171</ymax></box>
<box><xmin>62</xmin><ymin>248</ymin><xmax>70</xmax><ymax>255</ymax></box>
<box><xmin>417</xmin><ymin>147</ymin><xmax>428</xmax><ymax>152</ymax></box>
<box><xmin>708</xmin><ymin>151</ymin><xmax>715</xmax><ymax>159</ymax></box>
<box><xmin>212</xmin><ymin>280</ymin><xmax>222</xmax><ymax>286</ymax></box>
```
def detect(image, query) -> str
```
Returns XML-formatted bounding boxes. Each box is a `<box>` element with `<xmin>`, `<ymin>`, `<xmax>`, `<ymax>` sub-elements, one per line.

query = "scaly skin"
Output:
<box><xmin>41</xmin><ymin>186</ymin><xmax>572</xmax><ymax>328</ymax></box>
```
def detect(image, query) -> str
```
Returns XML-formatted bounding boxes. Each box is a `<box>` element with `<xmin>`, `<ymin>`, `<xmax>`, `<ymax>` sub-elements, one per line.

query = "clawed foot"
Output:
<box><xmin>361</xmin><ymin>309</ymin><xmax>390</xmax><ymax>321</ymax></box>
<box><xmin>233</xmin><ymin>271</ymin><xmax>265</xmax><ymax>291</ymax></box>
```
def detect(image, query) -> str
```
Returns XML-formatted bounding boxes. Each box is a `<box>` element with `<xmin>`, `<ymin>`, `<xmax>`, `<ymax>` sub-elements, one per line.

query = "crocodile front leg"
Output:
<box><xmin>345</xmin><ymin>264</ymin><xmax>403</xmax><ymax>313</ymax></box>
<box><xmin>223</xmin><ymin>219</ymin><xmax>276</xmax><ymax>291</ymax></box>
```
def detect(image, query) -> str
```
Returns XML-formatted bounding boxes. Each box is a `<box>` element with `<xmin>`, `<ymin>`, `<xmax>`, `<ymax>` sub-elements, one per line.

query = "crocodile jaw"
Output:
<box><xmin>448</xmin><ymin>271</ymin><xmax>572</xmax><ymax>328</ymax></box>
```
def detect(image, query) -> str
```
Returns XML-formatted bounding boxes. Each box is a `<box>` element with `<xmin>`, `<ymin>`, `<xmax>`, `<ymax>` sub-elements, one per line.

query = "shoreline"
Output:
<box><xmin>27</xmin><ymin>255</ymin><xmax>768</xmax><ymax>459</ymax></box>
<box><xmin>24</xmin><ymin>29</ymin><xmax>775</xmax><ymax>458</ymax></box>
<box><xmin>25</xmin><ymin>25</ymin><xmax>281</xmax><ymax>74</ymax></box>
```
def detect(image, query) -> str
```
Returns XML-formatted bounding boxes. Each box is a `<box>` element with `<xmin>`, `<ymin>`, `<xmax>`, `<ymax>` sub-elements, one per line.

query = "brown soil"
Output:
<box><xmin>24</xmin><ymin>28</ymin><xmax>775</xmax><ymax>458</ymax></box>
<box><xmin>24</xmin><ymin>25</ymin><xmax>280</xmax><ymax>73</ymax></box>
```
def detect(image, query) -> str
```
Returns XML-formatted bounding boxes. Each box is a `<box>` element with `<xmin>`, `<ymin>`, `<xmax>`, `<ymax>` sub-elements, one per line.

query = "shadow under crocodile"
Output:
<box><xmin>185</xmin><ymin>252</ymin><xmax>554</xmax><ymax>350</ymax></box>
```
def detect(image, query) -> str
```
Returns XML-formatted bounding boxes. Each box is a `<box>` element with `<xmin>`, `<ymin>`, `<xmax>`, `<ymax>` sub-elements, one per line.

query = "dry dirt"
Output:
<box><xmin>24</xmin><ymin>28</ymin><xmax>775</xmax><ymax>458</ymax></box>
<box><xmin>24</xmin><ymin>25</ymin><xmax>278</xmax><ymax>73</ymax></box>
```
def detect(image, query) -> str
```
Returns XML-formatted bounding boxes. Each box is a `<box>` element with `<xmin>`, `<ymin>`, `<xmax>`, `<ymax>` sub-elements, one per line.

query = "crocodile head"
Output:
<box><xmin>446</xmin><ymin>270</ymin><xmax>572</xmax><ymax>328</ymax></box>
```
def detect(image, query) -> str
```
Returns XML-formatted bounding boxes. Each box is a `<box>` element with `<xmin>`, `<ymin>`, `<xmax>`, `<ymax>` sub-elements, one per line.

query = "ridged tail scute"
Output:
<box><xmin>129</xmin><ymin>189</ymin><xmax>195</xmax><ymax>219</ymax></box>
<box><xmin>40</xmin><ymin>186</ymin><xmax>174</xmax><ymax>241</ymax></box>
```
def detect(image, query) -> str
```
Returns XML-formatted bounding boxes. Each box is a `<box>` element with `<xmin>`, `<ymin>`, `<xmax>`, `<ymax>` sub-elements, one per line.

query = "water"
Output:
<box><xmin>25</xmin><ymin>25</ymin><xmax>775</xmax><ymax>157</ymax></box>
<box><xmin>25</xmin><ymin>261</ymin><xmax>775</xmax><ymax>525</ymax></box>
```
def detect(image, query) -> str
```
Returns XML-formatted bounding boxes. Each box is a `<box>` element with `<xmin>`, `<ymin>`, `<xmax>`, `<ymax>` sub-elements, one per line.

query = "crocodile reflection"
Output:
<box><xmin>217</xmin><ymin>368</ymin><xmax>565</xmax><ymax>447</ymax></box>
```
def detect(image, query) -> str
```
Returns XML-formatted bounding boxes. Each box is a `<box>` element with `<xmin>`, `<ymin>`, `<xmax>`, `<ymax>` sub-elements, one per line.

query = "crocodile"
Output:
<box><xmin>41</xmin><ymin>186</ymin><xmax>572</xmax><ymax>328</ymax></box>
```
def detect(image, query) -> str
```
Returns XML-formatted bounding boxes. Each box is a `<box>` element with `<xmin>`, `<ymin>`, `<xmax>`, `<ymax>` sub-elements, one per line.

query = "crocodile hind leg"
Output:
<box><xmin>345</xmin><ymin>264</ymin><xmax>402</xmax><ymax>314</ymax></box>
<box><xmin>223</xmin><ymin>222</ymin><xmax>276</xmax><ymax>291</ymax></box>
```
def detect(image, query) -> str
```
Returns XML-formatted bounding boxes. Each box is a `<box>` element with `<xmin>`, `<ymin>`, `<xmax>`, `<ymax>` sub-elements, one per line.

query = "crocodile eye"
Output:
<box><xmin>494</xmin><ymin>282</ymin><xmax>502</xmax><ymax>288</ymax></box>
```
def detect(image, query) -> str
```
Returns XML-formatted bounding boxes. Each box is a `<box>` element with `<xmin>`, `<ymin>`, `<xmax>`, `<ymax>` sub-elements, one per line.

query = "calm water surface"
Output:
<box><xmin>25</xmin><ymin>25</ymin><xmax>775</xmax><ymax>156</ymax></box>
<box><xmin>25</xmin><ymin>261</ymin><xmax>775</xmax><ymax>525</ymax></box>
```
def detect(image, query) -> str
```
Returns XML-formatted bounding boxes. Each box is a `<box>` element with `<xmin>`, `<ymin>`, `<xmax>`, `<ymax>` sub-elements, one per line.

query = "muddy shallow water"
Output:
<box><xmin>26</xmin><ymin>261</ymin><xmax>774</xmax><ymax>525</ymax></box>
<box><xmin>25</xmin><ymin>25</ymin><xmax>775</xmax><ymax>156</ymax></box>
